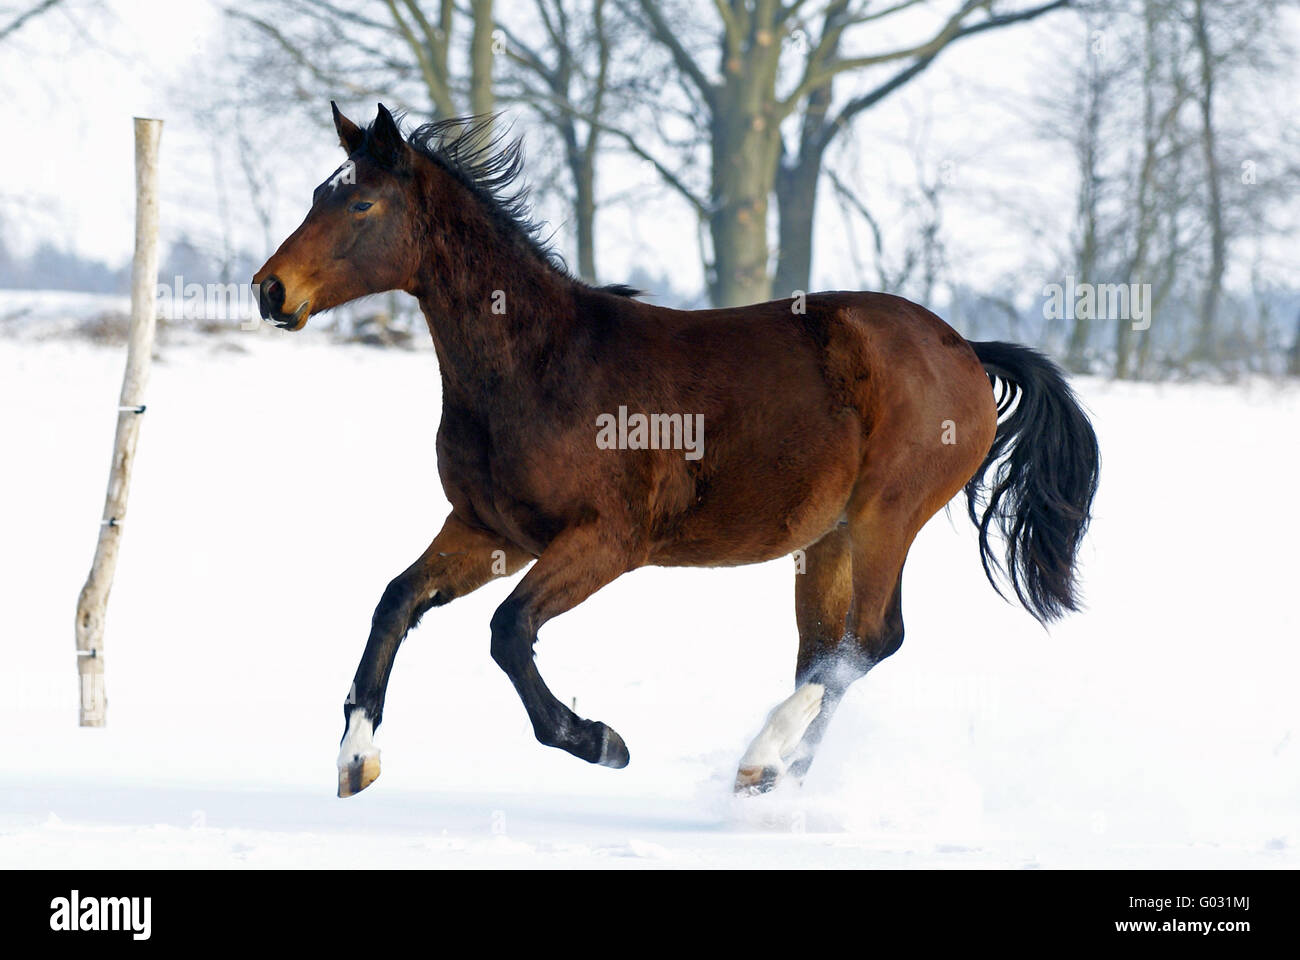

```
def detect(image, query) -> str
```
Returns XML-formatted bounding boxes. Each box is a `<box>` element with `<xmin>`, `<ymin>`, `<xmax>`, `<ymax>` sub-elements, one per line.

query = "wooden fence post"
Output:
<box><xmin>74</xmin><ymin>117</ymin><xmax>163</xmax><ymax>727</ymax></box>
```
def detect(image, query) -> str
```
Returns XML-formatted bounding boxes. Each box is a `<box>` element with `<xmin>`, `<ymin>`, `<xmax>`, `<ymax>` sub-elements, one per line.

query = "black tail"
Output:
<box><xmin>965</xmin><ymin>341</ymin><xmax>1100</xmax><ymax>624</ymax></box>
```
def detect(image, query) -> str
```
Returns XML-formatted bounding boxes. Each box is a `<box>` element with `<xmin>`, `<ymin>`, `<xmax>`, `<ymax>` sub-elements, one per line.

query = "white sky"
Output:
<box><xmin>1</xmin><ymin>0</ymin><xmax>1295</xmax><ymax>303</ymax></box>
<box><xmin>1</xmin><ymin>1</ymin><xmax>218</xmax><ymax>252</ymax></box>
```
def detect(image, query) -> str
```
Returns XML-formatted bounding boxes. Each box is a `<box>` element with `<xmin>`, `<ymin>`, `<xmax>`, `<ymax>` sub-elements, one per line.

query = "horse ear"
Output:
<box><xmin>331</xmin><ymin>101</ymin><xmax>364</xmax><ymax>154</ymax></box>
<box><xmin>370</xmin><ymin>103</ymin><xmax>407</xmax><ymax>170</ymax></box>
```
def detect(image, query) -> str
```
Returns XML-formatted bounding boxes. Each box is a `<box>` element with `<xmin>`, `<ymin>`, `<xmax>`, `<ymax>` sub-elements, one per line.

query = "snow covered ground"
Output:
<box><xmin>1</xmin><ymin>322</ymin><xmax>1297</xmax><ymax>868</ymax></box>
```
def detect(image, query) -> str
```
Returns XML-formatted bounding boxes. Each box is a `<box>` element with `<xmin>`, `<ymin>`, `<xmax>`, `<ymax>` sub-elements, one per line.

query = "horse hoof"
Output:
<box><xmin>338</xmin><ymin>753</ymin><xmax>381</xmax><ymax>798</ymax></box>
<box><xmin>734</xmin><ymin>765</ymin><xmax>781</xmax><ymax>796</ymax></box>
<box><xmin>596</xmin><ymin>724</ymin><xmax>630</xmax><ymax>768</ymax></box>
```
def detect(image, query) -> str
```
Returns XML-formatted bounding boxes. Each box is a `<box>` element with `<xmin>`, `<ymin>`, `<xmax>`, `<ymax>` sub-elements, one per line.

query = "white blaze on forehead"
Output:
<box><xmin>328</xmin><ymin>160</ymin><xmax>357</xmax><ymax>191</ymax></box>
<box><xmin>338</xmin><ymin>707</ymin><xmax>378</xmax><ymax>767</ymax></box>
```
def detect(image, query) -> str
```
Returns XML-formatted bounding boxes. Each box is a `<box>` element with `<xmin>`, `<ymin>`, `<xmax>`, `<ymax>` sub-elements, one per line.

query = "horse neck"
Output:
<box><xmin>410</xmin><ymin>193</ymin><xmax>578</xmax><ymax>398</ymax></box>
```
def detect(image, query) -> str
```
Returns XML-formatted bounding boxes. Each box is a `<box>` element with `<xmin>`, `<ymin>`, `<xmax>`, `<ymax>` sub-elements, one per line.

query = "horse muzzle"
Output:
<box><xmin>254</xmin><ymin>274</ymin><xmax>311</xmax><ymax>330</ymax></box>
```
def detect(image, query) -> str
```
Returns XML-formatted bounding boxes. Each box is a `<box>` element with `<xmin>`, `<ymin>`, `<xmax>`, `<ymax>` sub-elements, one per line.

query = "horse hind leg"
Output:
<box><xmin>734</xmin><ymin>683</ymin><xmax>828</xmax><ymax>793</ymax></box>
<box><xmin>735</xmin><ymin>525</ymin><xmax>855</xmax><ymax>793</ymax></box>
<box><xmin>735</xmin><ymin>507</ymin><xmax>911</xmax><ymax>795</ymax></box>
<box><xmin>786</xmin><ymin>569</ymin><xmax>904</xmax><ymax>784</ymax></box>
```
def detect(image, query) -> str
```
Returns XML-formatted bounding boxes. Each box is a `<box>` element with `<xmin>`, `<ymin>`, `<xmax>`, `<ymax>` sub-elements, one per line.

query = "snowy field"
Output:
<box><xmin>1</xmin><ymin>322</ymin><xmax>1297</xmax><ymax>869</ymax></box>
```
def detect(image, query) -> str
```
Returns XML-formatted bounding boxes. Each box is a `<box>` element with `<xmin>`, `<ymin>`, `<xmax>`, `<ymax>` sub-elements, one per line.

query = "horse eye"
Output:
<box><xmin>351</xmin><ymin>201</ymin><xmax>374</xmax><ymax>213</ymax></box>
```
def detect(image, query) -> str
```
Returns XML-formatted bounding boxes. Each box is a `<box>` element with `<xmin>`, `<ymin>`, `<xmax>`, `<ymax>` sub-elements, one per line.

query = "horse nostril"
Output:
<box><xmin>259</xmin><ymin>275</ymin><xmax>286</xmax><ymax>316</ymax></box>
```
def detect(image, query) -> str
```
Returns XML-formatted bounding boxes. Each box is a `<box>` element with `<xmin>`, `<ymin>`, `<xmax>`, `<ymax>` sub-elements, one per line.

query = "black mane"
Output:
<box><xmin>364</xmin><ymin>113</ymin><xmax>639</xmax><ymax>298</ymax></box>
<box><xmin>408</xmin><ymin>115</ymin><xmax>565</xmax><ymax>272</ymax></box>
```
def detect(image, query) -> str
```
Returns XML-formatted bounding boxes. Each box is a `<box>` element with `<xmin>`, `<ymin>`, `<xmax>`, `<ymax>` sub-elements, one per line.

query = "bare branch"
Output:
<box><xmin>784</xmin><ymin>0</ymin><xmax>991</xmax><ymax>111</ymax></box>
<box><xmin>631</xmin><ymin>0</ymin><xmax>716</xmax><ymax>106</ymax></box>
<box><xmin>0</xmin><ymin>0</ymin><xmax>64</xmax><ymax>42</ymax></box>
<box><xmin>817</xmin><ymin>0</ymin><xmax>1071</xmax><ymax>139</ymax></box>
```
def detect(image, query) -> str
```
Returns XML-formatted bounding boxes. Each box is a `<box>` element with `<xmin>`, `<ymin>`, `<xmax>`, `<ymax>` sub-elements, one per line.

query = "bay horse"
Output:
<box><xmin>252</xmin><ymin>104</ymin><xmax>1099</xmax><ymax>798</ymax></box>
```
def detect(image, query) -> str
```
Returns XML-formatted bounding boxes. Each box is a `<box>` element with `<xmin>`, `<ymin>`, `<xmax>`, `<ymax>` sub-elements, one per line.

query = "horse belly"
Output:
<box><xmin>647</xmin><ymin>411</ymin><xmax>861</xmax><ymax>568</ymax></box>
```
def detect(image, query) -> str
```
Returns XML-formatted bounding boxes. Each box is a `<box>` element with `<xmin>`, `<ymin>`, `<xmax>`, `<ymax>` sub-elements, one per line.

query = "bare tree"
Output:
<box><xmin>495</xmin><ymin>0</ymin><xmax>619</xmax><ymax>281</ymax></box>
<box><xmin>1063</xmin><ymin>19</ymin><xmax>1109</xmax><ymax>373</ymax></box>
<box><xmin>621</xmin><ymin>0</ymin><xmax>1068</xmax><ymax>306</ymax></box>
<box><xmin>772</xmin><ymin>0</ymin><xmax>1070</xmax><ymax>301</ymax></box>
<box><xmin>227</xmin><ymin>0</ymin><xmax>496</xmax><ymax>119</ymax></box>
<box><xmin>1035</xmin><ymin>0</ymin><xmax>1298</xmax><ymax>378</ymax></box>
<box><xmin>224</xmin><ymin>1</ymin><xmax>633</xmax><ymax>283</ymax></box>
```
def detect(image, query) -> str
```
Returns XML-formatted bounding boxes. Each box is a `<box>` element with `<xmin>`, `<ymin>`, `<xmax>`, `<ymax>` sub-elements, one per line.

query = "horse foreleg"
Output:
<box><xmin>489</xmin><ymin>524</ymin><xmax>634</xmax><ymax>768</ymax></box>
<box><xmin>338</xmin><ymin>513</ymin><xmax>530</xmax><ymax>797</ymax></box>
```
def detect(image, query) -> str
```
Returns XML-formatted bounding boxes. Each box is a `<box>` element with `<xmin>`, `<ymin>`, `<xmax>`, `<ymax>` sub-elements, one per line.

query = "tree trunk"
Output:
<box><xmin>773</xmin><ymin>85</ymin><xmax>831</xmax><ymax>298</ymax></box>
<box><xmin>1118</xmin><ymin>0</ymin><xmax>1162</xmax><ymax>381</ymax></box>
<box><xmin>1287</xmin><ymin>311</ymin><xmax>1300</xmax><ymax>376</ymax></box>
<box><xmin>773</xmin><ymin>156</ymin><xmax>819</xmax><ymax>299</ymax></box>
<box><xmin>708</xmin><ymin>105</ymin><xmax>780</xmax><ymax>307</ymax></box>
<box><xmin>703</xmin><ymin>23</ymin><xmax>784</xmax><ymax>308</ymax></box>
<box><xmin>636</xmin><ymin>0</ymin><xmax>1067</xmax><ymax>307</ymax></box>
<box><xmin>1067</xmin><ymin>45</ymin><xmax>1104</xmax><ymax>374</ymax></box>
<box><xmin>570</xmin><ymin>139</ymin><xmax>598</xmax><ymax>282</ymax></box>
<box><xmin>1193</xmin><ymin>0</ymin><xmax>1225</xmax><ymax>364</ymax></box>
<box><xmin>469</xmin><ymin>0</ymin><xmax>496</xmax><ymax>118</ymax></box>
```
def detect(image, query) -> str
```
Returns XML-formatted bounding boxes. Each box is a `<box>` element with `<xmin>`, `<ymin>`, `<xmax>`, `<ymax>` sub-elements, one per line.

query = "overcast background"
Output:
<box><xmin>2</xmin><ymin>0</ymin><xmax>1297</xmax><ymax>378</ymax></box>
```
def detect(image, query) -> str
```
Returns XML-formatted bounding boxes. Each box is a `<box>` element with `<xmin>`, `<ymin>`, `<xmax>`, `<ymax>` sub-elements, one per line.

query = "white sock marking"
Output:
<box><xmin>739</xmin><ymin>683</ymin><xmax>825</xmax><ymax>771</ymax></box>
<box><xmin>337</xmin><ymin>708</ymin><xmax>378</xmax><ymax>769</ymax></box>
